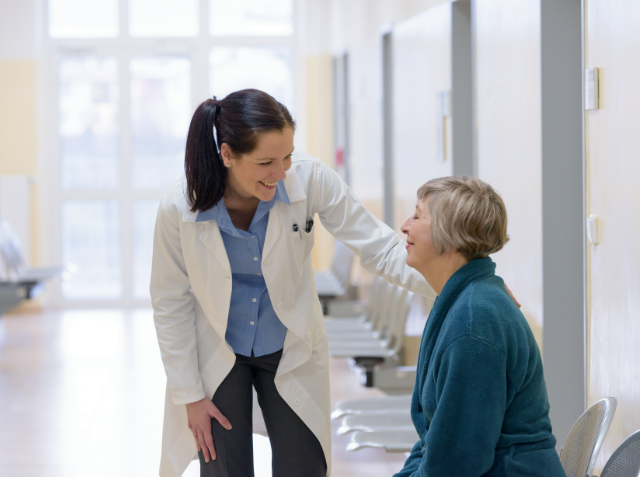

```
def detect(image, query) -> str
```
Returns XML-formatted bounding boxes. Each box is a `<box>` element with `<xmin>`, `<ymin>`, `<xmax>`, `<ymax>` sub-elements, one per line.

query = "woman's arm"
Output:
<box><xmin>150</xmin><ymin>197</ymin><xmax>206</xmax><ymax>405</ymax></box>
<box><xmin>152</xmin><ymin>197</ymin><xmax>233</xmax><ymax>462</ymax></box>
<box><xmin>310</xmin><ymin>160</ymin><xmax>436</xmax><ymax>300</ymax></box>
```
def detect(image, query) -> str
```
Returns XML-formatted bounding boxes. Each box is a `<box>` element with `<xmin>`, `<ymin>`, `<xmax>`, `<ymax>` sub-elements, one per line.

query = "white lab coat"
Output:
<box><xmin>151</xmin><ymin>152</ymin><xmax>436</xmax><ymax>477</ymax></box>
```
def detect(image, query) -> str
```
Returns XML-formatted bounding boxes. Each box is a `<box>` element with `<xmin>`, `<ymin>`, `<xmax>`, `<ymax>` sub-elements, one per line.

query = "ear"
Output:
<box><xmin>220</xmin><ymin>143</ymin><xmax>234</xmax><ymax>163</ymax></box>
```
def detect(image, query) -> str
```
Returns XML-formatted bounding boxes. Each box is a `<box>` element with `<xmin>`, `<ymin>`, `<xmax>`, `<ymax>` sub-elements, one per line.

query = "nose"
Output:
<box><xmin>273</xmin><ymin>160</ymin><xmax>287</xmax><ymax>180</ymax></box>
<box><xmin>401</xmin><ymin>216</ymin><xmax>412</xmax><ymax>235</ymax></box>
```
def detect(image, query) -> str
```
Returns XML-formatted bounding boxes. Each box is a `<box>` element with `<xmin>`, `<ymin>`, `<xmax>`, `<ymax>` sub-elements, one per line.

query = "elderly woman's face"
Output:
<box><xmin>401</xmin><ymin>198</ymin><xmax>437</xmax><ymax>271</ymax></box>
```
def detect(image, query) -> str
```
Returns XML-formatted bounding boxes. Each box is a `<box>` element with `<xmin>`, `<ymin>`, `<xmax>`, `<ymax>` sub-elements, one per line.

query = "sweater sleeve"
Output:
<box><xmin>393</xmin><ymin>440</ymin><xmax>423</xmax><ymax>477</ymax></box>
<box><xmin>421</xmin><ymin>336</ymin><xmax>507</xmax><ymax>476</ymax></box>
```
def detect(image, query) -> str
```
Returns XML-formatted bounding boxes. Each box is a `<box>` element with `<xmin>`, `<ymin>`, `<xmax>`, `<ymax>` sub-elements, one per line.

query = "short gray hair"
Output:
<box><xmin>417</xmin><ymin>176</ymin><xmax>509</xmax><ymax>261</ymax></box>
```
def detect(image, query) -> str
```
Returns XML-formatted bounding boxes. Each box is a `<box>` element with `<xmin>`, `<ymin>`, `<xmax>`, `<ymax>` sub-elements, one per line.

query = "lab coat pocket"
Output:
<box><xmin>288</xmin><ymin>230</ymin><xmax>314</xmax><ymax>274</ymax></box>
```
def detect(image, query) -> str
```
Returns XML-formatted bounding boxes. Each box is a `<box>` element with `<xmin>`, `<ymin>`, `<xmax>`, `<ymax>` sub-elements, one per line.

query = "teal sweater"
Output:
<box><xmin>394</xmin><ymin>258</ymin><xmax>565</xmax><ymax>477</ymax></box>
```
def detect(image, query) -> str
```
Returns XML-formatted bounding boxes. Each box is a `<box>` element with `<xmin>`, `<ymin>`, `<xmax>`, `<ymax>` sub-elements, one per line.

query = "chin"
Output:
<box><xmin>257</xmin><ymin>189</ymin><xmax>276</xmax><ymax>202</ymax></box>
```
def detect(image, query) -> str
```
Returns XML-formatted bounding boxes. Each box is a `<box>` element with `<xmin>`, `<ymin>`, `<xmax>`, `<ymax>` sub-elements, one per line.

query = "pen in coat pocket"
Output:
<box><xmin>305</xmin><ymin>219</ymin><xmax>314</xmax><ymax>233</ymax></box>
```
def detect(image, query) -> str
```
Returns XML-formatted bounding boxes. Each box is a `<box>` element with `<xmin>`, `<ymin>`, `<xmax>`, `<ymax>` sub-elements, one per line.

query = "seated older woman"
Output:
<box><xmin>394</xmin><ymin>176</ymin><xmax>564</xmax><ymax>477</ymax></box>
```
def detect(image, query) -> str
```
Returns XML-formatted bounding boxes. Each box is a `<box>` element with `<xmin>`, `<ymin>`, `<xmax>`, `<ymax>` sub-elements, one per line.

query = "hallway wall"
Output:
<box><xmin>586</xmin><ymin>0</ymin><xmax>640</xmax><ymax>470</ymax></box>
<box><xmin>475</xmin><ymin>0</ymin><xmax>543</xmax><ymax>347</ymax></box>
<box><xmin>0</xmin><ymin>0</ymin><xmax>40</xmax><ymax>267</ymax></box>
<box><xmin>392</xmin><ymin>3</ymin><xmax>453</xmax><ymax>232</ymax></box>
<box><xmin>307</xmin><ymin>0</ymin><xmax>450</xmax><ymax>271</ymax></box>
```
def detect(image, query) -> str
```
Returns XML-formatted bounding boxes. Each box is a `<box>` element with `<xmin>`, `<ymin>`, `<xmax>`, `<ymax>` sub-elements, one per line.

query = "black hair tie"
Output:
<box><xmin>211</xmin><ymin>96</ymin><xmax>221</xmax><ymax>123</ymax></box>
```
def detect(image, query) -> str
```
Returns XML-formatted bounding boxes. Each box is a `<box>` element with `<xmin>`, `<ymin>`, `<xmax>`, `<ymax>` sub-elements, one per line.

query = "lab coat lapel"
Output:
<box><xmin>198</xmin><ymin>222</ymin><xmax>231</xmax><ymax>277</ymax></box>
<box><xmin>263</xmin><ymin>169</ymin><xmax>306</xmax><ymax>260</ymax></box>
<box><xmin>263</xmin><ymin>202</ymin><xmax>282</xmax><ymax>262</ymax></box>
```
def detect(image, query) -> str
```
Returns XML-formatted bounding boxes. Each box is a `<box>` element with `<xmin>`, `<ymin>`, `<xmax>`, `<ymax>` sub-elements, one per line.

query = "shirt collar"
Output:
<box><xmin>195</xmin><ymin>180</ymin><xmax>290</xmax><ymax>229</ymax></box>
<box><xmin>273</xmin><ymin>180</ymin><xmax>291</xmax><ymax>206</ymax></box>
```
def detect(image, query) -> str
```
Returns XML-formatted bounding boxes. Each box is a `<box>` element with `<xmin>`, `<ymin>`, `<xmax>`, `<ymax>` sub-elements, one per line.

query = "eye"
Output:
<box><xmin>259</xmin><ymin>161</ymin><xmax>273</xmax><ymax>166</ymax></box>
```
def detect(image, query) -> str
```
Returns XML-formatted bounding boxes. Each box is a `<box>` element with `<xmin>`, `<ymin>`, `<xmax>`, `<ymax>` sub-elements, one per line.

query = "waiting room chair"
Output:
<box><xmin>315</xmin><ymin>239</ymin><xmax>355</xmax><ymax>300</ymax></box>
<box><xmin>0</xmin><ymin>220</ymin><xmax>63</xmax><ymax>314</ymax></box>
<box><xmin>0</xmin><ymin>220</ymin><xmax>62</xmax><ymax>286</ymax></box>
<box><xmin>324</xmin><ymin>276</ymin><xmax>386</xmax><ymax>334</ymax></box>
<box><xmin>600</xmin><ymin>429</ymin><xmax>640</xmax><ymax>477</ymax></box>
<box><xmin>560</xmin><ymin>397</ymin><xmax>617</xmax><ymax>477</ymax></box>
<box><xmin>331</xmin><ymin>394</ymin><xmax>412</xmax><ymax>420</ymax></box>
<box><xmin>346</xmin><ymin>429</ymin><xmax>419</xmax><ymax>453</ymax></box>
<box><xmin>328</xmin><ymin>284</ymin><xmax>413</xmax><ymax>358</ymax></box>
<box><xmin>337</xmin><ymin>411</ymin><xmax>413</xmax><ymax>436</ymax></box>
<box><xmin>326</xmin><ymin>279</ymin><xmax>397</xmax><ymax>344</ymax></box>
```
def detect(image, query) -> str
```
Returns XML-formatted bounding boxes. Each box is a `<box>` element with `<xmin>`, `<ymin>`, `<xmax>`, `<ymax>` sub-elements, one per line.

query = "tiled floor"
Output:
<box><xmin>0</xmin><ymin>309</ymin><xmax>407</xmax><ymax>477</ymax></box>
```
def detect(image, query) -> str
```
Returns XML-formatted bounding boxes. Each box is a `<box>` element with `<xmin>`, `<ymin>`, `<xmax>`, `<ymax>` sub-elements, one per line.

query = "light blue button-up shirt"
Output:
<box><xmin>195</xmin><ymin>182</ymin><xmax>290</xmax><ymax>357</ymax></box>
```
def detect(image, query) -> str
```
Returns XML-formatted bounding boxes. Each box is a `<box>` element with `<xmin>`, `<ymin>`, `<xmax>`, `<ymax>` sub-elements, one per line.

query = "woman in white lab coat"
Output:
<box><xmin>150</xmin><ymin>89</ymin><xmax>434</xmax><ymax>477</ymax></box>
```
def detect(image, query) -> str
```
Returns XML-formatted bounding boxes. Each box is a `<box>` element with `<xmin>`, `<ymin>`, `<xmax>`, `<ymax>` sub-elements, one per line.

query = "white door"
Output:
<box><xmin>392</xmin><ymin>3</ymin><xmax>452</xmax><ymax>232</ymax></box>
<box><xmin>585</xmin><ymin>0</ymin><xmax>640</xmax><ymax>470</ymax></box>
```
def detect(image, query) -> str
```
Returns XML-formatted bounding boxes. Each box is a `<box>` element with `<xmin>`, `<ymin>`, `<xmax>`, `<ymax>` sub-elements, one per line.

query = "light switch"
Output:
<box><xmin>585</xmin><ymin>68</ymin><xmax>599</xmax><ymax>110</ymax></box>
<box><xmin>587</xmin><ymin>214</ymin><xmax>598</xmax><ymax>245</ymax></box>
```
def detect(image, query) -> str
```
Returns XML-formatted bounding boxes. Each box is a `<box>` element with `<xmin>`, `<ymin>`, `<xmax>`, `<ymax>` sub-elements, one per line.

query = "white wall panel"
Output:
<box><xmin>349</xmin><ymin>39</ymin><xmax>384</xmax><ymax>220</ymax></box>
<box><xmin>0</xmin><ymin>175</ymin><xmax>30</xmax><ymax>264</ymax></box>
<box><xmin>586</xmin><ymin>0</ymin><xmax>640</xmax><ymax>470</ymax></box>
<box><xmin>392</xmin><ymin>3</ymin><xmax>452</xmax><ymax>231</ymax></box>
<box><xmin>475</xmin><ymin>0</ymin><xmax>543</xmax><ymax>346</ymax></box>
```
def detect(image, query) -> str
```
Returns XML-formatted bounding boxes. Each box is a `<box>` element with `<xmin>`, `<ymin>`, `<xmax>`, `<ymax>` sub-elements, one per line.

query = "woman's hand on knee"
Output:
<box><xmin>186</xmin><ymin>398</ymin><xmax>232</xmax><ymax>463</ymax></box>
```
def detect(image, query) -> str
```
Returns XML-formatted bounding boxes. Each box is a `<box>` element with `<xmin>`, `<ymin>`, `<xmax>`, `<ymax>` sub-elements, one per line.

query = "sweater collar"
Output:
<box><xmin>436</xmin><ymin>257</ymin><xmax>496</xmax><ymax>311</ymax></box>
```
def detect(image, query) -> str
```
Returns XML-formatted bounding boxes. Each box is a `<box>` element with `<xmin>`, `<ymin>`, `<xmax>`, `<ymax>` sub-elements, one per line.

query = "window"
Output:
<box><xmin>45</xmin><ymin>0</ymin><xmax>297</xmax><ymax>305</ymax></box>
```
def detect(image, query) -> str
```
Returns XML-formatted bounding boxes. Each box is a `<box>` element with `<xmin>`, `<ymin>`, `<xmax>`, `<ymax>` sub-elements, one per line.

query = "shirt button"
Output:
<box><xmin>264</xmin><ymin>258</ymin><xmax>271</xmax><ymax>265</ymax></box>
<box><xmin>253</xmin><ymin>257</ymin><xmax>258</xmax><ymax>261</ymax></box>
<box><xmin>276</xmin><ymin>302</ymin><xmax>282</xmax><ymax>309</ymax></box>
<box><xmin>257</xmin><ymin>273</ymin><xmax>261</xmax><ymax>276</ymax></box>
<box><xmin>250</xmin><ymin>321</ymin><xmax>255</xmax><ymax>325</ymax></box>
<box><xmin>252</xmin><ymin>298</ymin><xmax>257</xmax><ymax>303</ymax></box>
<box><xmin>294</xmin><ymin>398</ymin><xmax>301</xmax><ymax>406</ymax></box>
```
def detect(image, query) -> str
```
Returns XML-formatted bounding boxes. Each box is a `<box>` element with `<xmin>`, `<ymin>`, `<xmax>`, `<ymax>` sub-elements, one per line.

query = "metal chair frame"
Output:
<box><xmin>600</xmin><ymin>429</ymin><xmax>640</xmax><ymax>477</ymax></box>
<box><xmin>560</xmin><ymin>397</ymin><xmax>617</xmax><ymax>477</ymax></box>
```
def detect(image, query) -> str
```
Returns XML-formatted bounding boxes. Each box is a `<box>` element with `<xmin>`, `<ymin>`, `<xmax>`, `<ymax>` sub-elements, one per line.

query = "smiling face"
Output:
<box><xmin>401</xmin><ymin>198</ymin><xmax>438</xmax><ymax>275</ymax></box>
<box><xmin>222</xmin><ymin>126</ymin><xmax>295</xmax><ymax>203</ymax></box>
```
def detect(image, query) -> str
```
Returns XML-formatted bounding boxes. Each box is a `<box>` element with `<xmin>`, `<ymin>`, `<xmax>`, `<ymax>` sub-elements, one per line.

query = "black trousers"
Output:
<box><xmin>199</xmin><ymin>350</ymin><xmax>327</xmax><ymax>477</ymax></box>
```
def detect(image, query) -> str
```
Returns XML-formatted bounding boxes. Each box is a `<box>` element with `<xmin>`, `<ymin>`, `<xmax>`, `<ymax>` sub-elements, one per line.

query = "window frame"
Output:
<box><xmin>40</xmin><ymin>0</ymin><xmax>304</xmax><ymax>307</ymax></box>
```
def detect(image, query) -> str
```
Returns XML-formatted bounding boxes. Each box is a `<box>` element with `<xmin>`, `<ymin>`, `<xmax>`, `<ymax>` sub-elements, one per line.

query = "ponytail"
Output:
<box><xmin>184</xmin><ymin>98</ymin><xmax>226</xmax><ymax>213</ymax></box>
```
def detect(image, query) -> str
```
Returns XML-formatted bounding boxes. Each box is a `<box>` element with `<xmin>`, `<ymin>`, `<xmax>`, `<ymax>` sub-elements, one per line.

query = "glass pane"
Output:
<box><xmin>61</xmin><ymin>201</ymin><xmax>121</xmax><ymax>300</ymax></box>
<box><xmin>130</xmin><ymin>57</ymin><xmax>191</xmax><ymax>189</ymax></box>
<box><xmin>49</xmin><ymin>0</ymin><xmax>118</xmax><ymax>38</ymax></box>
<box><xmin>59</xmin><ymin>57</ymin><xmax>120</xmax><ymax>190</ymax></box>
<box><xmin>130</xmin><ymin>0</ymin><xmax>198</xmax><ymax>37</ymax></box>
<box><xmin>210</xmin><ymin>0</ymin><xmax>293</xmax><ymax>36</ymax></box>
<box><xmin>210</xmin><ymin>47</ymin><xmax>293</xmax><ymax>110</ymax></box>
<box><xmin>132</xmin><ymin>199</ymin><xmax>160</xmax><ymax>299</ymax></box>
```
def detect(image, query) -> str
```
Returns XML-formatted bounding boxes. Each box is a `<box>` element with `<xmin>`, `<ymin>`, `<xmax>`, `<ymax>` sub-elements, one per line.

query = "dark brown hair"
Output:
<box><xmin>184</xmin><ymin>89</ymin><xmax>295</xmax><ymax>212</ymax></box>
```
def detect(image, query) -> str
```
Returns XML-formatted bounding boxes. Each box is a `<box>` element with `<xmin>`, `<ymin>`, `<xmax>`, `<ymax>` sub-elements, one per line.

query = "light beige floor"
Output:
<box><xmin>0</xmin><ymin>308</ymin><xmax>407</xmax><ymax>477</ymax></box>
